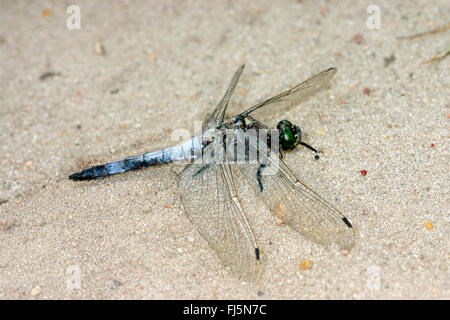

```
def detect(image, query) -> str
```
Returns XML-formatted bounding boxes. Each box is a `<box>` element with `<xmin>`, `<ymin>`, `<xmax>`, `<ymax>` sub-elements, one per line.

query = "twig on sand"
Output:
<box><xmin>397</xmin><ymin>22</ymin><xmax>450</xmax><ymax>63</ymax></box>
<box><xmin>423</xmin><ymin>44</ymin><xmax>450</xmax><ymax>64</ymax></box>
<box><xmin>397</xmin><ymin>22</ymin><xmax>450</xmax><ymax>40</ymax></box>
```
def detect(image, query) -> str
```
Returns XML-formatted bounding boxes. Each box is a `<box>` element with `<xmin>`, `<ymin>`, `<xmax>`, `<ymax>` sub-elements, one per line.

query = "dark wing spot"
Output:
<box><xmin>342</xmin><ymin>217</ymin><xmax>352</xmax><ymax>228</ymax></box>
<box><xmin>193</xmin><ymin>164</ymin><xmax>211</xmax><ymax>177</ymax></box>
<box><xmin>255</xmin><ymin>248</ymin><xmax>260</xmax><ymax>260</ymax></box>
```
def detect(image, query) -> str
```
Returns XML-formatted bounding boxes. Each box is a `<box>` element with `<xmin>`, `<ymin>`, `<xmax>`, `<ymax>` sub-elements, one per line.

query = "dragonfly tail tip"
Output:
<box><xmin>69</xmin><ymin>172</ymin><xmax>84</xmax><ymax>181</ymax></box>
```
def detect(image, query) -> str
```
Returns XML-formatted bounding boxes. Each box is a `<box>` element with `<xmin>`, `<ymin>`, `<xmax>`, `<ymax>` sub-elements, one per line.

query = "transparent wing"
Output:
<box><xmin>235</xmin><ymin>131</ymin><xmax>355</xmax><ymax>250</ymax></box>
<box><xmin>177</xmin><ymin>142</ymin><xmax>261</xmax><ymax>279</ymax></box>
<box><xmin>239</xmin><ymin>67</ymin><xmax>337</xmax><ymax>120</ymax></box>
<box><xmin>202</xmin><ymin>65</ymin><xmax>245</xmax><ymax>131</ymax></box>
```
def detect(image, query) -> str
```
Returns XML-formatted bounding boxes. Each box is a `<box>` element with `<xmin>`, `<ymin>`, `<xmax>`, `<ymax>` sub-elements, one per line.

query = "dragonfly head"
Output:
<box><xmin>277</xmin><ymin>120</ymin><xmax>301</xmax><ymax>150</ymax></box>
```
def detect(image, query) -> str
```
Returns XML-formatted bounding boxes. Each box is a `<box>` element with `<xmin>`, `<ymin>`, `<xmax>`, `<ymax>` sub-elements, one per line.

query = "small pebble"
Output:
<box><xmin>95</xmin><ymin>41</ymin><xmax>105</xmax><ymax>55</ymax></box>
<box><xmin>353</xmin><ymin>34</ymin><xmax>363</xmax><ymax>44</ymax></box>
<box><xmin>30</xmin><ymin>286</ymin><xmax>41</xmax><ymax>296</ymax></box>
<box><xmin>111</xmin><ymin>280</ymin><xmax>121</xmax><ymax>290</ymax></box>
<box><xmin>384</xmin><ymin>54</ymin><xmax>396</xmax><ymax>67</ymax></box>
<box><xmin>300</xmin><ymin>260</ymin><xmax>313</xmax><ymax>270</ymax></box>
<box><xmin>273</xmin><ymin>202</ymin><xmax>286</xmax><ymax>226</ymax></box>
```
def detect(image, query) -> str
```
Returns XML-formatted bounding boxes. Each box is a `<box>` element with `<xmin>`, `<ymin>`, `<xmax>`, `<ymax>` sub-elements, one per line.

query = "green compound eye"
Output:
<box><xmin>277</xmin><ymin>120</ymin><xmax>292</xmax><ymax>130</ymax></box>
<box><xmin>277</xmin><ymin>120</ymin><xmax>301</xmax><ymax>150</ymax></box>
<box><xmin>280</xmin><ymin>126</ymin><xmax>297</xmax><ymax>150</ymax></box>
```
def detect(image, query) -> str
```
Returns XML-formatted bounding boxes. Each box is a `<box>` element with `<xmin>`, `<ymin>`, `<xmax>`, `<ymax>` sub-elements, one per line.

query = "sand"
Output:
<box><xmin>0</xmin><ymin>0</ymin><xmax>448</xmax><ymax>299</ymax></box>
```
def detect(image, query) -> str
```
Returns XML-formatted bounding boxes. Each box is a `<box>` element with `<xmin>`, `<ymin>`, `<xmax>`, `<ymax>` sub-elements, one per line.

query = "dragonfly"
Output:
<box><xmin>69</xmin><ymin>65</ymin><xmax>355</xmax><ymax>279</ymax></box>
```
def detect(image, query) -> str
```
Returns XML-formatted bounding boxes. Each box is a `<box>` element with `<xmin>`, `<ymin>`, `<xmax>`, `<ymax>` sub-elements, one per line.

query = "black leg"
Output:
<box><xmin>299</xmin><ymin>142</ymin><xmax>320</xmax><ymax>160</ymax></box>
<box><xmin>299</xmin><ymin>141</ymin><xmax>318</xmax><ymax>153</ymax></box>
